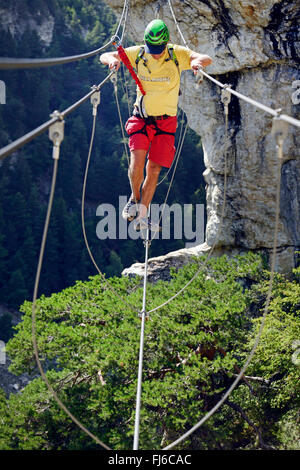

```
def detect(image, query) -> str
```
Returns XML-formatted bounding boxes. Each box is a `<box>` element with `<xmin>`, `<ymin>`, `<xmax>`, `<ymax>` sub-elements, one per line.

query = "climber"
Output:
<box><xmin>100</xmin><ymin>19</ymin><xmax>212</xmax><ymax>231</ymax></box>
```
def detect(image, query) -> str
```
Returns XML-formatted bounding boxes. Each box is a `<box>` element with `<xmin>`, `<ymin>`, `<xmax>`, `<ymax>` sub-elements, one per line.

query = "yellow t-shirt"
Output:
<box><xmin>125</xmin><ymin>44</ymin><xmax>193</xmax><ymax>116</ymax></box>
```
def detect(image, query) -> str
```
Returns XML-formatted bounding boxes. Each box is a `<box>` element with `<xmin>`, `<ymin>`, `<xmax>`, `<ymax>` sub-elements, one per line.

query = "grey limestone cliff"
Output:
<box><xmin>105</xmin><ymin>0</ymin><xmax>300</xmax><ymax>278</ymax></box>
<box><xmin>0</xmin><ymin>0</ymin><xmax>55</xmax><ymax>46</ymax></box>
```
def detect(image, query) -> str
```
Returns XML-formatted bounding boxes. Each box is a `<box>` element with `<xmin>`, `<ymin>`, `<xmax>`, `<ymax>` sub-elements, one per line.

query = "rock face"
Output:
<box><xmin>105</xmin><ymin>0</ymin><xmax>300</xmax><ymax>276</ymax></box>
<box><xmin>0</xmin><ymin>0</ymin><xmax>55</xmax><ymax>46</ymax></box>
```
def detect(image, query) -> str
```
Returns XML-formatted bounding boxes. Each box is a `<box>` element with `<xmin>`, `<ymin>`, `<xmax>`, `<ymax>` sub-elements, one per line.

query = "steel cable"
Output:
<box><xmin>148</xmin><ymin>95</ymin><xmax>230</xmax><ymax>314</ymax></box>
<box><xmin>0</xmin><ymin>72</ymin><xmax>114</xmax><ymax>161</ymax></box>
<box><xmin>81</xmin><ymin>95</ymin><xmax>140</xmax><ymax>314</ymax></box>
<box><xmin>0</xmin><ymin>0</ymin><xmax>129</xmax><ymax>70</ymax></box>
<box><xmin>163</xmin><ymin>134</ymin><xmax>284</xmax><ymax>450</ymax></box>
<box><xmin>156</xmin><ymin>0</ymin><xmax>289</xmax><ymax>450</ymax></box>
<box><xmin>31</xmin><ymin>157</ymin><xmax>111</xmax><ymax>450</ymax></box>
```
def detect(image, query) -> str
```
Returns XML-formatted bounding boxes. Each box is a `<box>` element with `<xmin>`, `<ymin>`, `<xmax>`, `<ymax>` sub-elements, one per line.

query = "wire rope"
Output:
<box><xmin>110</xmin><ymin>4</ymin><xmax>191</xmax><ymax>447</ymax></box>
<box><xmin>29</xmin><ymin>4</ymin><xmax>135</xmax><ymax>450</ymax></box>
<box><xmin>148</xmin><ymin>89</ymin><xmax>231</xmax><ymax>313</ymax></box>
<box><xmin>31</xmin><ymin>156</ymin><xmax>111</xmax><ymax>450</ymax></box>
<box><xmin>30</xmin><ymin>75</ymin><xmax>138</xmax><ymax>454</ymax></box>
<box><xmin>153</xmin><ymin>0</ymin><xmax>290</xmax><ymax>450</ymax></box>
<box><xmin>0</xmin><ymin>0</ymin><xmax>129</xmax><ymax>70</ymax></box>
<box><xmin>133</xmin><ymin>225</ymin><xmax>151</xmax><ymax>450</ymax></box>
<box><xmin>163</xmin><ymin>133</ymin><xmax>284</xmax><ymax>450</ymax></box>
<box><xmin>119</xmin><ymin>0</ymin><xmax>130</xmax><ymax>43</ymax></box>
<box><xmin>146</xmin><ymin>1</ymin><xmax>230</xmax><ymax>313</ymax></box>
<box><xmin>0</xmin><ymin>73</ymin><xmax>114</xmax><ymax>161</ymax></box>
<box><xmin>150</xmin><ymin>73</ymin><xmax>190</xmax><ymax>239</ymax></box>
<box><xmin>148</xmin><ymin>0</ymin><xmax>300</xmax><ymax>314</ymax></box>
<box><xmin>167</xmin><ymin>0</ymin><xmax>189</xmax><ymax>49</ymax></box>
<box><xmin>81</xmin><ymin>92</ymin><xmax>140</xmax><ymax>315</ymax></box>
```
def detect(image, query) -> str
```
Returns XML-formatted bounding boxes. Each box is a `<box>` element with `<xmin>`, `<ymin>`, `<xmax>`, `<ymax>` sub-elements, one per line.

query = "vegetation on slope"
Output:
<box><xmin>1</xmin><ymin>254</ymin><xmax>299</xmax><ymax>450</ymax></box>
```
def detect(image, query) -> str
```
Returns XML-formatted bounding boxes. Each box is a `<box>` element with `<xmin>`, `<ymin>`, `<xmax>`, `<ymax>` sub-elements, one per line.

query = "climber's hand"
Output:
<box><xmin>190</xmin><ymin>54</ymin><xmax>212</xmax><ymax>74</ymax></box>
<box><xmin>109</xmin><ymin>58</ymin><xmax>121</xmax><ymax>71</ymax></box>
<box><xmin>99</xmin><ymin>51</ymin><xmax>121</xmax><ymax>71</ymax></box>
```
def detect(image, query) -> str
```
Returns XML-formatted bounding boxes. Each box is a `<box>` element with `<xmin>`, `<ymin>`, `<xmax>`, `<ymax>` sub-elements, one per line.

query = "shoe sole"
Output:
<box><xmin>134</xmin><ymin>223</ymin><xmax>161</xmax><ymax>232</ymax></box>
<box><xmin>122</xmin><ymin>201</ymin><xmax>139</xmax><ymax>221</ymax></box>
<box><xmin>123</xmin><ymin>214</ymin><xmax>136</xmax><ymax>221</ymax></box>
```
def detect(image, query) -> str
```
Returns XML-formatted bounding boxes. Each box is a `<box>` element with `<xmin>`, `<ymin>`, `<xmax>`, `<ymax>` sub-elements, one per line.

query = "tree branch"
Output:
<box><xmin>226</xmin><ymin>400</ymin><xmax>275</xmax><ymax>450</ymax></box>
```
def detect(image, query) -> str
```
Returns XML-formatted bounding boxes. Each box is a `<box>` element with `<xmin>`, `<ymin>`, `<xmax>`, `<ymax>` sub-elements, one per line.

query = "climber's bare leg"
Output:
<box><xmin>138</xmin><ymin>159</ymin><xmax>162</xmax><ymax>219</ymax></box>
<box><xmin>128</xmin><ymin>149</ymin><xmax>147</xmax><ymax>202</ymax></box>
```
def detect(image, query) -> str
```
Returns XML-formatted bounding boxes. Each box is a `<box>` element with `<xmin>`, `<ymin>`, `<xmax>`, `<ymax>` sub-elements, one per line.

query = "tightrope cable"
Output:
<box><xmin>28</xmin><ymin>3</ymin><xmax>133</xmax><ymax>449</ymax></box>
<box><xmin>0</xmin><ymin>72</ymin><xmax>114</xmax><ymax>161</ymax></box>
<box><xmin>3</xmin><ymin>0</ymin><xmax>299</xmax><ymax>452</ymax></box>
<box><xmin>199</xmin><ymin>68</ymin><xmax>300</xmax><ymax>128</ymax></box>
<box><xmin>32</xmin><ymin>155</ymin><xmax>111</xmax><ymax>451</ymax></box>
<box><xmin>157</xmin><ymin>74</ymin><xmax>189</xmax><ymax>186</ymax></box>
<box><xmin>156</xmin><ymin>0</ymin><xmax>291</xmax><ymax>449</ymax></box>
<box><xmin>133</xmin><ymin>223</ymin><xmax>151</xmax><ymax>450</ymax></box>
<box><xmin>0</xmin><ymin>0</ymin><xmax>129</xmax><ymax>70</ymax></box>
<box><xmin>148</xmin><ymin>87</ymin><xmax>230</xmax><ymax>314</ymax></box>
<box><xmin>163</xmin><ymin>123</ymin><xmax>284</xmax><ymax>449</ymax></box>
<box><xmin>81</xmin><ymin>84</ymin><xmax>140</xmax><ymax>315</ymax></box>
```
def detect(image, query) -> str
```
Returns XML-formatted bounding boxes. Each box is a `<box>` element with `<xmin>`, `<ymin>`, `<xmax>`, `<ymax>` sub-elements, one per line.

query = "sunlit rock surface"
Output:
<box><xmin>107</xmin><ymin>1</ymin><xmax>300</xmax><ymax>275</ymax></box>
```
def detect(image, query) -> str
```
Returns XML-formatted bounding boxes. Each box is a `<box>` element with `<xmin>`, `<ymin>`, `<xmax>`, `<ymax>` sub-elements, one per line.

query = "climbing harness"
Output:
<box><xmin>130</xmin><ymin>111</ymin><xmax>176</xmax><ymax>138</ymax></box>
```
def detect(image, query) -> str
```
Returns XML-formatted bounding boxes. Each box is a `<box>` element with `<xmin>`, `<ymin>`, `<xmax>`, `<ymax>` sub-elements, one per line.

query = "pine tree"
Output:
<box><xmin>0</xmin><ymin>312</ymin><xmax>13</xmax><ymax>343</ymax></box>
<box><xmin>105</xmin><ymin>250</ymin><xmax>123</xmax><ymax>277</ymax></box>
<box><xmin>6</xmin><ymin>269</ymin><xmax>29</xmax><ymax>309</ymax></box>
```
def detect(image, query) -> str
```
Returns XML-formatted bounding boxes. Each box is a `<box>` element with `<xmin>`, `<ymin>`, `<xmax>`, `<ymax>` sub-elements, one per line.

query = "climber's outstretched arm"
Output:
<box><xmin>100</xmin><ymin>51</ymin><xmax>121</xmax><ymax>70</ymax></box>
<box><xmin>190</xmin><ymin>52</ymin><xmax>212</xmax><ymax>74</ymax></box>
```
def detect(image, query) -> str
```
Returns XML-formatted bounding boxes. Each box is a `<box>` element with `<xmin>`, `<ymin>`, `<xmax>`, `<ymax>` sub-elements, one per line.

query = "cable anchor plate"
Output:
<box><xmin>49</xmin><ymin>110</ymin><xmax>65</xmax><ymax>160</ymax></box>
<box><xmin>90</xmin><ymin>86</ymin><xmax>101</xmax><ymax>116</ymax></box>
<box><xmin>195</xmin><ymin>66</ymin><xmax>203</xmax><ymax>89</ymax></box>
<box><xmin>221</xmin><ymin>85</ymin><xmax>232</xmax><ymax>114</ymax></box>
<box><xmin>110</xmin><ymin>70</ymin><xmax>118</xmax><ymax>87</ymax></box>
<box><xmin>271</xmin><ymin>114</ymin><xmax>289</xmax><ymax>150</ymax></box>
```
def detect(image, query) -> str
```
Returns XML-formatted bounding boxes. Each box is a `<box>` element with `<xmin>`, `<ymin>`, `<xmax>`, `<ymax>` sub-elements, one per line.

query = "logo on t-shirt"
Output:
<box><xmin>140</xmin><ymin>75</ymin><xmax>171</xmax><ymax>83</ymax></box>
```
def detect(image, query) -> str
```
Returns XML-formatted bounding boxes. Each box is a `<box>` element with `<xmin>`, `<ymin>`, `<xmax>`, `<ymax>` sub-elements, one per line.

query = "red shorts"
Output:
<box><xmin>125</xmin><ymin>115</ymin><xmax>177</xmax><ymax>168</ymax></box>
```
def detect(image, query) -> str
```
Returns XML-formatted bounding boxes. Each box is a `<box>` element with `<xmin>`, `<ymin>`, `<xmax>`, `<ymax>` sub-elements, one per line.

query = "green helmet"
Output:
<box><xmin>144</xmin><ymin>19</ymin><xmax>169</xmax><ymax>46</ymax></box>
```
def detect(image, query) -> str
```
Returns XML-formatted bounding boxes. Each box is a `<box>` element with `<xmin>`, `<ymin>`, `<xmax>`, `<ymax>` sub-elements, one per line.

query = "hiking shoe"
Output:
<box><xmin>122</xmin><ymin>197</ymin><xmax>139</xmax><ymax>221</ymax></box>
<box><xmin>134</xmin><ymin>217</ymin><xmax>161</xmax><ymax>233</ymax></box>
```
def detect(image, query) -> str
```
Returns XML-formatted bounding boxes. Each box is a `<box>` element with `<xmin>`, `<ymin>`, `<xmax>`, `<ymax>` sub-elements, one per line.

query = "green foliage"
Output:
<box><xmin>1</xmin><ymin>253</ymin><xmax>299</xmax><ymax>450</ymax></box>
